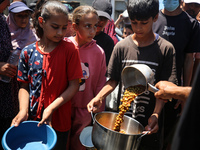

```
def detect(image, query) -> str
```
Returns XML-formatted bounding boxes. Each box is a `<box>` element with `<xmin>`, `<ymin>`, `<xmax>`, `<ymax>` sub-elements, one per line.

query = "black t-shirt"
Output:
<box><xmin>153</xmin><ymin>10</ymin><xmax>200</xmax><ymax>85</ymax></box>
<box><xmin>171</xmin><ymin>64</ymin><xmax>200</xmax><ymax>150</ymax></box>
<box><xmin>94</xmin><ymin>31</ymin><xmax>114</xmax><ymax>66</ymax></box>
<box><xmin>107</xmin><ymin>35</ymin><xmax>177</xmax><ymax>149</ymax></box>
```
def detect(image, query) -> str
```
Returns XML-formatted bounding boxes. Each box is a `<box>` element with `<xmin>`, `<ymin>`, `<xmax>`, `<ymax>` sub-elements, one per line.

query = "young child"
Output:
<box><xmin>92</xmin><ymin>0</ymin><xmax>114</xmax><ymax>66</ymax></box>
<box><xmin>122</xmin><ymin>24</ymin><xmax>134</xmax><ymax>38</ymax></box>
<box><xmin>65</xmin><ymin>5</ymin><xmax>106</xmax><ymax>150</ymax></box>
<box><xmin>11</xmin><ymin>1</ymin><xmax>83</xmax><ymax>150</ymax></box>
<box><xmin>87</xmin><ymin>0</ymin><xmax>177</xmax><ymax>149</ymax></box>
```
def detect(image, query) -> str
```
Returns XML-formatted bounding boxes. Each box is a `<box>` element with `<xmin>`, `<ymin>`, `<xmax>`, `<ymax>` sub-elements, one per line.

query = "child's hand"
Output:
<box><xmin>37</xmin><ymin>107</ymin><xmax>53</xmax><ymax>127</ymax></box>
<box><xmin>11</xmin><ymin>110</ymin><xmax>28</xmax><ymax>127</ymax></box>
<box><xmin>87</xmin><ymin>97</ymin><xmax>103</xmax><ymax>113</ymax></box>
<box><xmin>144</xmin><ymin>113</ymin><xmax>159</xmax><ymax>135</ymax></box>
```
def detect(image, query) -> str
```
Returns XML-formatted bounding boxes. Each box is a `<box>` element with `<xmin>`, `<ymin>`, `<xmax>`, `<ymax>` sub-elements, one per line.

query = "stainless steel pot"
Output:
<box><xmin>92</xmin><ymin>111</ymin><xmax>146</xmax><ymax>150</ymax></box>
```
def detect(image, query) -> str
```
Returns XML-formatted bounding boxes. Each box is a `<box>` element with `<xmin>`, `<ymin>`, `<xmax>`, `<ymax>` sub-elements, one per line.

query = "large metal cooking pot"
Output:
<box><xmin>92</xmin><ymin>111</ymin><xmax>146</xmax><ymax>150</ymax></box>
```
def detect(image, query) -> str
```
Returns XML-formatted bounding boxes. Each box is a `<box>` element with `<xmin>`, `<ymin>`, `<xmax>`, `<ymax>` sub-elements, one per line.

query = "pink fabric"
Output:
<box><xmin>69</xmin><ymin>107</ymin><xmax>92</xmax><ymax>150</ymax></box>
<box><xmin>68</xmin><ymin>37</ymin><xmax>106</xmax><ymax>109</ymax></box>
<box><xmin>67</xmin><ymin>37</ymin><xmax>106</xmax><ymax>150</ymax></box>
<box><xmin>6</xmin><ymin>13</ymin><xmax>38</xmax><ymax>50</ymax></box>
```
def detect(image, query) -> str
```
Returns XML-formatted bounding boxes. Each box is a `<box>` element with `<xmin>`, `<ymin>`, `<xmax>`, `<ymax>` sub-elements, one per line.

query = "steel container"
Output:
<box><xmin>92</xmin><ymin>112</ymin><xmax>146</xmax><ymax>150</ymax></box>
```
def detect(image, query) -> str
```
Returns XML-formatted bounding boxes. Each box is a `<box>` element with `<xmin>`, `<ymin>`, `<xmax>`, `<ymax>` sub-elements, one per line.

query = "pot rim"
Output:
<box><xmin>94</xmin><ymin>111</ymin><xmax>144</xmax><ymax>136</ymax></box>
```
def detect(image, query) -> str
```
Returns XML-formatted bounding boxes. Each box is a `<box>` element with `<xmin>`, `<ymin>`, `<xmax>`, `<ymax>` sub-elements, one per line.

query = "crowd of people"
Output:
<box><xmin>0</xmin><ymin>0</ymin><xmax>200</xmax><ymax>150</ymax></box>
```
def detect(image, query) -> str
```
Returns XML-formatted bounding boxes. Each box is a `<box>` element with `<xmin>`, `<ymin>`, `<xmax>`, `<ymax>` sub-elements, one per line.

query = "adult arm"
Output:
<box><xmin>0</xmin><ymin>62</ymin><xmax>17</xmax><ymax>77</ymax></box>
<box><xmin>154</xmin><ymin>81</ymin><xmax>191</xmax><ymax>102</ymax></box>
<box><xmin>11</xmin><ymin>82</ymin><xmax>29</xmax><ymax>126</ymax></box>
<box><xmin>87</xmin><ymin>79</ymin><xmax>118</xmax><ymax>113</ymax></box>
<box><xmin>38</xmin><ymin>78</ymin><xmax>80</xmax><ymax>127</ymax></box>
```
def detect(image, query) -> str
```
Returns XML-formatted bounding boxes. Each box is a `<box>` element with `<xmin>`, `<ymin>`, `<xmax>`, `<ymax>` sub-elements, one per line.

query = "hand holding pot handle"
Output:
<box><xmin>144</xmin><ymin>113</ymin><xmax>159</xmax><ymax>135</ymax></box>
<box><xmin>87</xmin><ymin>96</ymin><xmax>103</xmax><ymax>113</ymax></box>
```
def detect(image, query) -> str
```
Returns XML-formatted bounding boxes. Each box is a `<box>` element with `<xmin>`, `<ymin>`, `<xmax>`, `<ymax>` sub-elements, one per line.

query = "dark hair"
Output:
<box><xmin>127</xmin><ymin>0</ymin><xmax>159</xmax><ymax>21</ymax></box>
<box><xmin>72</xmin><ymin>5</ymin><xmax>98</xmax><ymax>25</ymax></box>
<box><xmin>33</xmin><ymin>0</ymin><xmax>68</xmax><ymax>38</ymax></box>
<box><xmin>125</xmin><ymin>24</ymin><xmax>133</xmax><ymax>31</ymax></box>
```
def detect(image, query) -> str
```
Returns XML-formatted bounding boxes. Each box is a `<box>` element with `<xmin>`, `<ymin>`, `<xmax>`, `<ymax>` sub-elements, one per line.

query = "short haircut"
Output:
<box><xmin>127</xmin><ymin>0</ymin><xmax>159</xmax><ymax>21</ymax></box>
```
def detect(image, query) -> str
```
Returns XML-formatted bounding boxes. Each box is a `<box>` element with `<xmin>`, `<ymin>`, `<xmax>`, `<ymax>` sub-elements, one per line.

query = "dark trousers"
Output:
<box><xmin>0</xmin><ymin>117</ymin><xmax>13</xmax><ymax>150</ymax></box>
<box><xmin>53</xmin><ymin>130</ymin><xmax>69</xmax><ymax>150</ymax></box>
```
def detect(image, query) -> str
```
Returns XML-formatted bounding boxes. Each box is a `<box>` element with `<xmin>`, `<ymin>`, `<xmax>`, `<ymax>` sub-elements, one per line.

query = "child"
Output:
<box><xmin>65</xmin><ymin>5</ymin><xmax>106</xmax><ymax>150</ymax></box>
<box><xmin>122</xmin><ymin>24</ymin><xmax>134</xmax><ymax>38</ymax></box>
<box><xmin>87</xmin><ymin>0</ymin><xmax>177</xmax><ymax>149</ymax></box>
<box><xmin>11</xmin><ymin>1</ymin><xmax>83</xmax><ymax>150</ymax></box>
<box><xmin>92</xmin><ymin>0</ymin><xmax>115</xmax><ymax>66</ymax></box>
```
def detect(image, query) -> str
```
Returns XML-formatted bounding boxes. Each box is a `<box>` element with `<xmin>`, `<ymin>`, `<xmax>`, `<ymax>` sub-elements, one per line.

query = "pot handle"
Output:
<box><xmin>91</xmin><ymin>111</ymin><xmax>95</xmax><ymax>124</ymax></box>
<box><xmin>137</xmin><ymin>131</ymin><xmax>150</xmax><ymax>142</ymax></box>
<box><xmin>135</xmin><ymin>131</ymin><xmax>150</xmax><ymax>150</ymax></box>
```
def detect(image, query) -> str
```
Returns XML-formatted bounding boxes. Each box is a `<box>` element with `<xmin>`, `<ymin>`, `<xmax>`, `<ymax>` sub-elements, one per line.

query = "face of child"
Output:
<box><xmin>74</xmin><ymin>12</ymin><xmax>98</xmax><ymax>46</ymax></box>
<box><xmin>13</xmin><ymin>11</ymin><xmax>31</xmax><ymax>28</ymax></box>
<box><xmin>40</xmin><ymin>12</ymin><xmax>68</xmax><ymax>43</ymax></box>
<box><xmin>96</xmin><ymin>16</ymin><xmax>108</xmax><ymax>35</ymax></box>
<box><xmin>0</xmin><ymin>0</ymin><xmax>10</xmax><ymax>13</ymax></box>
<box><xmin>123</xmin><ymin>27</ymin><xmax>134</xmax><ymax>38</ymax></box>
<box><xmin>131</xmin><ymin>16</ymin><xmax>158</xmax><ymax>38</ymax></box>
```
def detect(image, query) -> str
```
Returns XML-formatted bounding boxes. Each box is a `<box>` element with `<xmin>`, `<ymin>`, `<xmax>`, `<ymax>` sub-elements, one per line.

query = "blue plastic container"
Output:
<box><xmin>1</xmin><ymin>121</ymin><xmax>57</xmax><ymax>150</ymax></box>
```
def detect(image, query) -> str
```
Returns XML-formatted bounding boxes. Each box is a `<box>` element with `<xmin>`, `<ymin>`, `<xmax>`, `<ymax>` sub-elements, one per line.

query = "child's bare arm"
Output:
<box><xmin>38</xmin><ymin>78</ymin><xmax>80</xmax><ymax>126</ymax></box>
<box><xmin>87</xmin><ymin>79</ymin><xmax>118</xmax><ymax>113</ymax></box>
<box><xmin>11</xmin><ymin>82</ymin><xmax>29</xmax><ymax>127</ymax></box>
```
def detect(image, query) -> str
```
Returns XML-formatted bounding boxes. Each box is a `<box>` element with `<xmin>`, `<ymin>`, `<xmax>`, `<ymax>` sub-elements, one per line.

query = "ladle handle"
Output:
<box><xmin>147</xmin><ymin>83</ymin><xmax>159</xmax><ymax>93</ymax></box>
<box><xmin>148</xmin><ymin>83</ymin><xmax>173</xmax><ymax>101</ymax></box>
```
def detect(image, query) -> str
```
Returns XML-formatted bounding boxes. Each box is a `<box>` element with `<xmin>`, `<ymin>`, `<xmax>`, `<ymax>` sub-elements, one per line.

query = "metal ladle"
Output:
<box><xmin>121</xmin><ymin>64</ymin><xmax>159</xmax><ymax>94</ymax></box>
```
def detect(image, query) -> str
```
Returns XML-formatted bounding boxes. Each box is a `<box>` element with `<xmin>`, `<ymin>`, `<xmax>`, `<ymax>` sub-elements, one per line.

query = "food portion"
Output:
<box><xmin>113</xmin><ymin>85</ymin><xmax>145</xmax><ymax>132</ymax></box>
